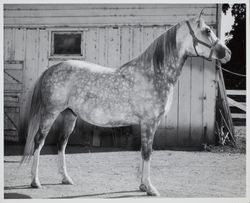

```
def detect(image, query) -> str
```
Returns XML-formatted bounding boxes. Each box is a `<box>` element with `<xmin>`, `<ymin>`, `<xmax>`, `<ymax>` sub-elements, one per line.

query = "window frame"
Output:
<box><xmin>49</xmin><ymin>28</ymin><xmax>87</xmax><ymax>60</ymax></box>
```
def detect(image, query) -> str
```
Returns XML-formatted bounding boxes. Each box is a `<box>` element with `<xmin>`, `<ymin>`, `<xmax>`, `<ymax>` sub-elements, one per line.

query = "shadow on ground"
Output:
<box><xmin>4</xmin><ymin>183</ymin><xmax>63</xmax><ymax>191</ymax></box>
<box><xmin>51</xmin><ymin>190</ymin><xmax>146</xmax><ymax>198</ymax></box>
<box><xmin>4</xmin><ymin>193</ymin><xmax>32</xmax><ymax>199</ymax></box>
<box><xmin>4</xmin><ymin>144</ymin><xmax>129</xmax><ymax>156</ymax></box>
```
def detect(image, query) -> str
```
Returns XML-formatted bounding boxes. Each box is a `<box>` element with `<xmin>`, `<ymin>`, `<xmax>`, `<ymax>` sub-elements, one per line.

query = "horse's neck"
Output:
<box><xmin>118</xmin><ymin>23</ymin><xmax>188</xmax><ymax>102</ymax></box>
<box><xmin>134</xmin><ymin>23</ymin><xmax>187</xmax><ymax>90</ymax></box>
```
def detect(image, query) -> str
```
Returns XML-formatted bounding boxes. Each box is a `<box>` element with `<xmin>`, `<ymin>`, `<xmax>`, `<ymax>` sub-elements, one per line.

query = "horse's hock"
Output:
<box><xmin>4</xmin><ymin>4</ymin><xmax>224</xmax><ymax>149</ymax></box>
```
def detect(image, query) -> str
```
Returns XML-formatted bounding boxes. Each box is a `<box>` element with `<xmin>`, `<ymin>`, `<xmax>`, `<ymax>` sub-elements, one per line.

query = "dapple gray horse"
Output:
<box><xmin>20</xmin><ymin>12</ymin><xmax>231</xmax><ymax>196</ymax></box>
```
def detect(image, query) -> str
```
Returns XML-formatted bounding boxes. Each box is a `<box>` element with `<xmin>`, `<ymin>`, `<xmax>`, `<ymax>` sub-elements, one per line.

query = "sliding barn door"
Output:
<box><xmin>4</xmin><ymin>61</ymin><xmax>23</xmax><ymax>142</ymax></box>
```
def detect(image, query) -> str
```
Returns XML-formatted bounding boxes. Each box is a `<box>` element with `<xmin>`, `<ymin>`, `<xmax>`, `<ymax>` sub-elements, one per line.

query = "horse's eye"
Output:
<box><xmin>205</xmin><ymin>28</ymin><xmax>211</xmax><ymax>35</ymax></box>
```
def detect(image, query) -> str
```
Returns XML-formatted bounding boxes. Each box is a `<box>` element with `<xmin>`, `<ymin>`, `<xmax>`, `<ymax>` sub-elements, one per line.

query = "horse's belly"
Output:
<box><xmin>91</xmin><ymin>108</ymin><xmax>135</xmax><ymax>127</ymax></box>
<box><xmin>75</xmin><ymin>102</ymin><xmax>138</xmax><ymax>127</ymax></box>
<box><xmin>67</xmin><ymin>70</ymin><xmax>139</xmax><ymax>127</ymax></box>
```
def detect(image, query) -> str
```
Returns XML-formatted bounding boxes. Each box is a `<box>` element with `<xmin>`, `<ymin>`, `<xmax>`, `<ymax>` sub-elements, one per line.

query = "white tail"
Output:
<box><xmin>19</xmin><ymin>76</ymin><xmax>44</xmax><ymax>164</ymax></box>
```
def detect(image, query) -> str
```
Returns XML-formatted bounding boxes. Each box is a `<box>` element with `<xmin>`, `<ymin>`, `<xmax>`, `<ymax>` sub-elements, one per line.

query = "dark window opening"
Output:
<box><xmin>52</xmin><ymin>32</ymin><xmax>82</xmax><ymax>55</ymax></box>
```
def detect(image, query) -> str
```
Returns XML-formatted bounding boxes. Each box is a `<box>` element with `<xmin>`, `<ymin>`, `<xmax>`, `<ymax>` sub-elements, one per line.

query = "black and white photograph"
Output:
<box><xmin>2</xmin><ymin>1</ymin><xmax>248</xmax><ymax>200</ymax></box>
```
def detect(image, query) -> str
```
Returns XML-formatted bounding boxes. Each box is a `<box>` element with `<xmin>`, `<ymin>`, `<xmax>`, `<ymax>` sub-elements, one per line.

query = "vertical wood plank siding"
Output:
<box><xmin>190</xmin><ymin>57</ymin><xmax>205</xmax><ymax>146</ymax></box>
<box><xmin>178</xmin><ymin>58</ymin><xmax>192</xmax><ymax>146</ymax></box>
<box><xmin>4</xmin><ymin>4</ymin><xmax>218</xmax><ymax>147</ymax></box>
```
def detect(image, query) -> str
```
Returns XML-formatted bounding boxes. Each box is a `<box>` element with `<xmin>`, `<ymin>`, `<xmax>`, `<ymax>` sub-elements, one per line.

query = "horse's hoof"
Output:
<box><xmin>139</xmin><ymin>184</ymin><xmax>147</xmax><ymax>192</ymax></box>
<box><xmin>31</xmin><ymin>181</ymin><xmax>42</xmax><ymax>189</ymax></box>
<box><xmin>146</xmin><ymin>186</ymin><xmax>160</xmax><ymax>196</ymax></box>
<box><xmin>147</xmin><ymin>191</ymin><xmax>160</xmax><ymax>196</ymax></box>
<box><xmin>62</xmin><ymin>177</ymin><xmax>74</xmax><ymax>185</ymax></box>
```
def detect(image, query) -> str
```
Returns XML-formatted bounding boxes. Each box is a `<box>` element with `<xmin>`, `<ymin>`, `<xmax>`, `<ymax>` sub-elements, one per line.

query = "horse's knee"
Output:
<box><xmin>141</xmin><ymin>145</ymin><xmax>153</xmax><ymax>161</ymax></box>
<box><xmin>141</xmin><ymin>136</ymin><xmax>154</xmax><ymax>161</ymax></box>
<box><xmin>140</xmin><ymin>123</ymin><xmax>156</xmax><ymax>161</ymax></box>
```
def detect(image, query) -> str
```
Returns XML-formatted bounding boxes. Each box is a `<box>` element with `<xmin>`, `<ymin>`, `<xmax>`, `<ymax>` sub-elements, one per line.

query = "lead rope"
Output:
<box><xmin>216</xmin><ymin>64</ymin><xmax>246</xmax><ymax>77</ymax></box>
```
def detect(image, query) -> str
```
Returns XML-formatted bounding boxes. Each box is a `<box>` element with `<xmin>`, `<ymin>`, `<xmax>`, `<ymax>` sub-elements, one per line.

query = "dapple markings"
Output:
<box><xmin>20</xmin><ymin>12</ymin><xmax>231</xmax><ymax>196</ymax></box>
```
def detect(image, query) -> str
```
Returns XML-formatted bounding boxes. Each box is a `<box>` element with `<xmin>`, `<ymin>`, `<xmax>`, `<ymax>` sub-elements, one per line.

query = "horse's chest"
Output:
<box><xmin>139</xmin><ymin>84</ymin><xmax>174</xmax><ymax>119</ymax></box>
<box><xmin>164</xmin><ymin>86</ymin><xmax>174</xmax><ymax>115</ymax></box>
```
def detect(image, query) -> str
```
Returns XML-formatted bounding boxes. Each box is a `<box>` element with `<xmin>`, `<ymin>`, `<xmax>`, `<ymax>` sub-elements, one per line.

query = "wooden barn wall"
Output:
<box><xmin>4</xmin><ymin>4</ymin><xmax>218</xmax><ymax>147</ymax></box>
<box><xmin>4</xmin><ymin>4</ymin><xmax>217</xmax><ymax>27</ymax></box>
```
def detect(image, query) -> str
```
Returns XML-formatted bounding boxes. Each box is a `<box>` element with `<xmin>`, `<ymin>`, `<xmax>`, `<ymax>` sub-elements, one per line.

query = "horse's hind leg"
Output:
<box><xmin>139</xmin><ymin>121</ymin><xmax>160</xmax><ymax>196</ymax></box>
<box><xmin>57</xmin><ymin>109</ymin><xmax>77</xmax><ymax>185</ymax></box>
<box><xmin>31</xmin><ymin>129</ymin><xmax>45</xmax><ymax>188</ymax></box>
<box><xmin>31</xmin><ymin>111</ymin><xmax>60</xmax><ymax>188</ymax></box>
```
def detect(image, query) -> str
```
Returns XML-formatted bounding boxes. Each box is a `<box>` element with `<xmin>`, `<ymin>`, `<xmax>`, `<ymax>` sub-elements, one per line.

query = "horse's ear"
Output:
<box><xmin>198</xmin><ymin>8</ymin><xmax>205</xmax><ymax>20</ymax></box>
<box><xmin>196</xmin><ymin>8</ymin><xmax>205</xmax><ymax>27</ymax></box>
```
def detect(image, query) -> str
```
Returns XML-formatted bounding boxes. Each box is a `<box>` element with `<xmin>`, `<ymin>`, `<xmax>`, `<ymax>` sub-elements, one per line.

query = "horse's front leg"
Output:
<box><xmin>139</xmin><ymin>121</ymin><xmax>160</xmax><ymax>196</ymax></box>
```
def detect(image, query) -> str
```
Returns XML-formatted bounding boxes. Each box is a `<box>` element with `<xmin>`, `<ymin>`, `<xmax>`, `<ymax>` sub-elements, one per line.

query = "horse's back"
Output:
<box><xmin>39</xmin><ymin>60</ymin><xmax>116</xmax><ymax>110</ymax></box>
<box><xmin>63</xmin><ymin>60</ymin><xmax>115</xmax><ymax>73</ymax></box>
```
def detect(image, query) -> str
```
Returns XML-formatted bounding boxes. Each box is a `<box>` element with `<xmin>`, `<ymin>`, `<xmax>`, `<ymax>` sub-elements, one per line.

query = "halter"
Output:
<box><xmin>186</xmin><ymin>21</ymin><xmax>219</xmax><ymax>61</ymax></box>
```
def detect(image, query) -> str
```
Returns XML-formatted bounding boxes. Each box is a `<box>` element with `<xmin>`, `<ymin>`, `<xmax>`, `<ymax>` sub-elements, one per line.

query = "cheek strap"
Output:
<box><xmin>207</xmin><ymin>39</ymin><xmax>219</xmax><ymax>61</ymax></box>
<box><xmin>186</xmin><ymin>21</ymin><xmax>219</xmax><ymax>61</ymax></box>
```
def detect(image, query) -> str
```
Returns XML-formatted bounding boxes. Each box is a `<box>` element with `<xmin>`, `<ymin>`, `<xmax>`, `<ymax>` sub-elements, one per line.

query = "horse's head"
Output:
<box><xmin>183</xmin><ymin>10</ymin><xmax>231</xmax><ymax>64</ymax></box>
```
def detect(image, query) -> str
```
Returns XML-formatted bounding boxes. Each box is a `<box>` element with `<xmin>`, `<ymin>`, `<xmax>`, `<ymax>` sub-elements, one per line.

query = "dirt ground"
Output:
<box><xmin>4</xmin><ymin>127</ymin><xmax>246</xmax><ymax>199</ymax></box>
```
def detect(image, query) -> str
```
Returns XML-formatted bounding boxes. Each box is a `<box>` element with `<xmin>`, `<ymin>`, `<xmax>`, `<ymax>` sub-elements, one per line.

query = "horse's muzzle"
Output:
<box><xmin>220</xmin><ymin>47</ymin><xmax>231</xmax><ymax>64</ymax></box>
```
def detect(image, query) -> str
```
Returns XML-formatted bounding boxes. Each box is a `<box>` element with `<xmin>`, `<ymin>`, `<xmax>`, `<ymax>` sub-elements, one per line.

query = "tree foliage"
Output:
<box><xmin>221</xmin><ymin>4</ymin><xmax>246</xmax><ymax>89</ymax></box>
